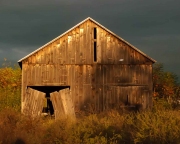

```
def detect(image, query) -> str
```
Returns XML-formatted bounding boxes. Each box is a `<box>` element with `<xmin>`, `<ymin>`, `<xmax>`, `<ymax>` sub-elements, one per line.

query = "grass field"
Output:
<box><xmin>0</xmin><ymin>103</ymin><xmax>180</xmax><ymax>144</ymax></box>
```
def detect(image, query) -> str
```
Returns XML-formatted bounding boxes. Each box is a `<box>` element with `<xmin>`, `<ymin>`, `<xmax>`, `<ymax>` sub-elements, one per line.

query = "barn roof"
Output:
<box><xmin>18</xmin><ymin>17</ymin><xmax>156</xmax><ymax>65</ymax></box>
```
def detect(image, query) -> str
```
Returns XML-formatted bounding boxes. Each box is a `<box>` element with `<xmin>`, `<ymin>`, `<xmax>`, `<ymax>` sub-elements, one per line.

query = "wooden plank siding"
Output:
<box><xmin>22</xmin><ymin>63</ymin><xmax>153</xmax><ymax>112</ymax></box>
<box><xmin>20</xmin><ymin>18</ymin><xmax>155</xmax><ymax>114</ymax></box>
<box><xmin>22</xmin><ymin>64</ymin><xmax>152</xmax><ymax>86</ymax></box>
<box><xmin>25</xmin><ymin>20</ymin><xmax>152</xmax><ymax>65</ymax></box>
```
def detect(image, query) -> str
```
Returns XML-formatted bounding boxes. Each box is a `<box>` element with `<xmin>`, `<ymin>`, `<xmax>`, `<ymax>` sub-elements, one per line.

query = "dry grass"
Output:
<box><xmin>1</xmin><ymin>107</ymin><xmax>180</xmax><ymax>144</ymax></box>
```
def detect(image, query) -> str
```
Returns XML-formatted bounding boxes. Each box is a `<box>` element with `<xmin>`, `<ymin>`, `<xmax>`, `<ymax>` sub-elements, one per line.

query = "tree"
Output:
<box><xmin>153</xmin><ymin>63</ymin><xmax>180</xmax><ymax>104</ymax></box>
<box><xmin>0</xmin><ymin>60</ymin><xmax>21</xmax><ymax>111</ymax></box>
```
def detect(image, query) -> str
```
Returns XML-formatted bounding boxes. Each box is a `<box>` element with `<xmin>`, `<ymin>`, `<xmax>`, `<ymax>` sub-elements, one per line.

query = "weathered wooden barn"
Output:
<box><xmin>18</xmin><ymin>17</ymin><xmax>156</xmax><ymax>119</ymax></box>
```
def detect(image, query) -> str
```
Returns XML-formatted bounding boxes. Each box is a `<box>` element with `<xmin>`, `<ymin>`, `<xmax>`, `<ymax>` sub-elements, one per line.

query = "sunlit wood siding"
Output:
<box><xmin>23</xmin><ymin>20</ymin><xmax>152</xmax><ymax>65</ymax></box>
<box><xmin>20</xmin><ymin>18</ymin><xmax>155</xmax><ymax>113</ymax></box>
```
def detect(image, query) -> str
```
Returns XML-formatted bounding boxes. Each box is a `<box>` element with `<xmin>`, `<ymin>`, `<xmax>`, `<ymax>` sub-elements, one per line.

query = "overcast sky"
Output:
<box><xmin>0</xmin><ymin>0</ymin><xmax>180</xmax><ymax>79</ymax></box>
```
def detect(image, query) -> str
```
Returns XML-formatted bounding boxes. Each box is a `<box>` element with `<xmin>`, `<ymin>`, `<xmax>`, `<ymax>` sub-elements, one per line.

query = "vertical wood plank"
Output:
<box><xmin>23</xmin><ymin>87</ymin><xmax>45</xmax><ymax>117</ymax></box>
<box><xmin>60</xmin><ymin>88</ymin><xmax>76</xmax><ymax>119</ymax></box>
<box><xmin>50</xmin><ymin>91</ymin><xmax>65</xmax><ymax>120</ymax></box>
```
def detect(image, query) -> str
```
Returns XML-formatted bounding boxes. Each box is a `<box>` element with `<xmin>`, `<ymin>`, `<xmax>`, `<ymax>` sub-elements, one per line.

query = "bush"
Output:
<box><xmin>0</xmin><ymin>65</ymin><xmax>21</xmax><ymax>112</ymax></box>
<box><xmin>1</xmin><ymin>108</ymin><xmax>180</xmax><ymax>144</ymax></box>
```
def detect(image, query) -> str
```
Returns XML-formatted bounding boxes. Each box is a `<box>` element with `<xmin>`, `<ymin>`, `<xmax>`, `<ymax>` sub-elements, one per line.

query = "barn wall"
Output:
<box><xmin>21</xmin><ymin>64</ymin><xmax>152</xmax><ymax>112</ymax></box>
<box><xmin>21</xmin><ymin>19</ymin><xmax>153</xmax><ymax>112</ymax></box>
<box><xmin>23</xmin><ymin>20</ymin><xmax>152</xmax><ymax>65</ymax></box>
<box><xmin>22</xmin><ymin>64</ymin><xmax>152</xmax><ymax>86</ymax></box>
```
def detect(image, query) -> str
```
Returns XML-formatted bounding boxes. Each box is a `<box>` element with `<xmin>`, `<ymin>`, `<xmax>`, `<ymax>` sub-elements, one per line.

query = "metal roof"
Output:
<box><xmin>18</xmin><ymin>17</ymin><xmax>156</xmax><ymax>63</ymax></box>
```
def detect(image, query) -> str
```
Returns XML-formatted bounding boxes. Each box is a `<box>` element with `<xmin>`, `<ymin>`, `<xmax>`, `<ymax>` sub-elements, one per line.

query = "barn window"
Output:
<box><xmin>94</xmin><ymin>41</ymin><xmax>97</xmax><ymax>62</ymax></box>
<box><xmin>94</xmin><ymin>27</ymin><xmax>97</xmax><ymax>39</ymax></box>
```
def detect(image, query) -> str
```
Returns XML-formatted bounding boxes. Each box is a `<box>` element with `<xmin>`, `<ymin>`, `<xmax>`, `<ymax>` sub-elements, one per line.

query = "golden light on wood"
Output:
<box><xmin>57</xmin><ymin>43</ymin><xmax>60</xmax><ymax>47</ymax></box>
<box><xmin>80</xmin><ymin>28</ymin><xmax>84</xmax><ymax>33</ymax></box>
<box><xmin>107</xmin><ymin>36</ymin><xmax>111</xmax><ymax>42</ymax></box>
<box><xmin>68</xmin><ymin>36</ymin><xmax>72</xmax><ymax>43</ymax></box>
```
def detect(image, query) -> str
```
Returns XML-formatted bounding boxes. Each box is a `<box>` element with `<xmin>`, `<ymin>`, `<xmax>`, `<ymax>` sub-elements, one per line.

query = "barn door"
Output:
<box><xmin>23</xmin><ymin>87</ymin><xmax>45</xmax><ymax>117</ymax></box>
<box><xmin>50</xmin><ymin>88</ymin><xmax>75</xmax><ymax>120</ymax></box>
<box><xmin>50</xmin><ymin>91</ymin><xmax>65</xmax><ymax>119</ymax></box>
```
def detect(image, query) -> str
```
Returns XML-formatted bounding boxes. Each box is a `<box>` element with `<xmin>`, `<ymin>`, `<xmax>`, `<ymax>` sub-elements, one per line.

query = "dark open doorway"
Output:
<box><xmin>27</xmin><ymin>86</ymin><xmax>70</xmax><ymax>117</ymax></box>
<box><xmin>28</xmin><ymin>86</ymin><xmax>70</xmax><ymax>93</ymax></box>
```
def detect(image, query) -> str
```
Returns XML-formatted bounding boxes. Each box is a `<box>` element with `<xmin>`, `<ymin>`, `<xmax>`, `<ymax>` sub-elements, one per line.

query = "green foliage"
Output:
<box><xmin>131</xmin><ymin>110</ymin><xmax>180</xmax><ymax>143</ymax></box>
<box><xmin>153</xmin><ymin>63</ymin><xmax>180</xmax><ymax>105</ymax></box>
<box><xmin>0</xmin><ymin>61</ymin><xmax>21</xmax><ymax>111</ymax></box>
<box><xmin>153</xmin><ymin>98</ymin><xmax>173</xmax><ymax>110</ymax></box>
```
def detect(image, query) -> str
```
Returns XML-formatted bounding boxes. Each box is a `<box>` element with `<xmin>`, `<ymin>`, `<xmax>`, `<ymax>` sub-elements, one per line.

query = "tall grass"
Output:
<box><xmin>1</xmin><ymin>107</ymin><xmax>180</xmax><ymax>144</ymax></box>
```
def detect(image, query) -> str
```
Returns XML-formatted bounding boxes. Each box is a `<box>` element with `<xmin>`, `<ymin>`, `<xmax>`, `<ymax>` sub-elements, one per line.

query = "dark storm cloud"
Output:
<box><xmin>0</xmin><ymin>0</ymin><xmax>180</xmax><ymax>79</ymax></box>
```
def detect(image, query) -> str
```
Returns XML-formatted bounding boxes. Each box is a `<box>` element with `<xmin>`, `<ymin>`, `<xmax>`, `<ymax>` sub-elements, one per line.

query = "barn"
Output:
<box><xmin>18</xmin><ymin>17</ymin><xmax>156</xmax><ymax>119</ymax></box>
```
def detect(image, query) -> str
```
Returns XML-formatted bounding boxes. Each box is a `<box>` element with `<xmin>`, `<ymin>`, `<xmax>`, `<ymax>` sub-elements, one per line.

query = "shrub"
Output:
<box><xmin>0</xmin><ymin>64</ymin><xmax>21</xmax><ymax>112</ymax></box>
<box><xmin>1</xmin><ymin>108</ymin><xmax>180</xmax><ymax>143</ymax></box>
